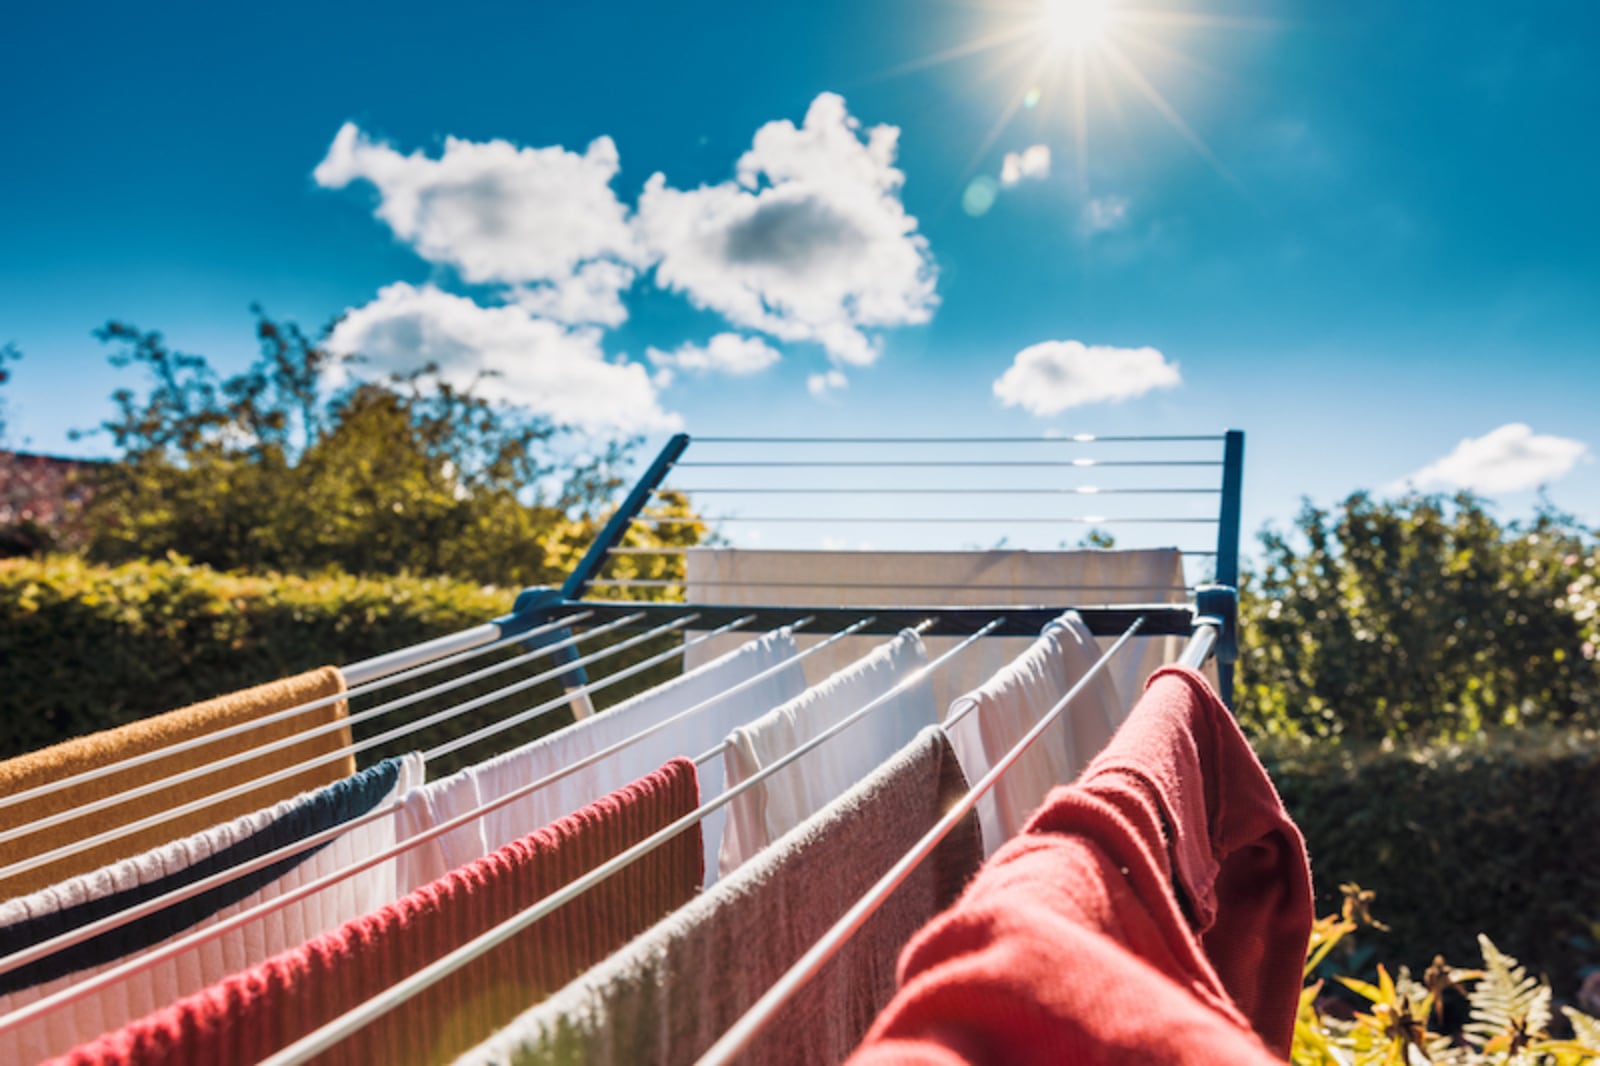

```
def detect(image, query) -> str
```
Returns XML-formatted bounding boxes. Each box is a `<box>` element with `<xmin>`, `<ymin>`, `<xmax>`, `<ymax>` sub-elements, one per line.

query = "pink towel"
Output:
<box><xmin>52</xmin><ymin>759</ymin><xmax>703</xmax><ymax>1066</ymax></box>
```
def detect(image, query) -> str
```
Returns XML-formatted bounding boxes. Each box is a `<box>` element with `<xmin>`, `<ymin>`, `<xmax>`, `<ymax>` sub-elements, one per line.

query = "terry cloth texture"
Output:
<box><xmin>453</xmin><ymin>728</ymin><xmax>981</xmax><ymax>1066</ymax></box>
<box><xmin>944</xmin><ymin>613</ymin><xmax>1123</xmax><ymax>854</ymax></box>
<box><xmin>0</xmin><ymin>755</ymin><xmax>423</xmax><ymax>1065</ymax></box>
<box><xmin>399</xmin><ymin>630</ymin><xmax>803</xmax><ymax>891</ymax></box>
<box><xmin>845</xmin><ymin>667</ymin><xmax>1313</xmax><ymax>1065</ymax></box>
<box><xmin>683</xmin><ymin>548</ymin><xmax>1195</xmax><ymax>710</ymax></box>
<box><xmin>719</xmin><ymin>630</ymin><xmax>935</xmax><ymax>877</ymax></box>
<box><xmin>0</xmin><ymin>667</ymin><xmax>357</xmax><ymax>898</ymax></box>
<box><xmin>52</xmin><ymin>759</ymin><xmax>704</xmax><ymax>1066</ymax></box>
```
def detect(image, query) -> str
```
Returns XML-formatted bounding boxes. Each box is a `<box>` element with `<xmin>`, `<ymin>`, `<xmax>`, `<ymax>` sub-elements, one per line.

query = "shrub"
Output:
<box><xmin>0</xmin><ymin>555</ymin><xmax>695</xmax><ymax>775</ymax></box>
<box><xmin>1265</xmin><ymin>728</ymin><xmax>1600</xmax><ymax>1005</ymax></box>
<box><xmin>1239</xmin><ymin>493</ymin><xmax>1600</xmax><ymax>743</ymax></box>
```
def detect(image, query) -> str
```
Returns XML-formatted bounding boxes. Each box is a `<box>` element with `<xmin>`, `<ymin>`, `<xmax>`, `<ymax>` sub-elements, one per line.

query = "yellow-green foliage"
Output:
<box><xmin>1238</xmin><ymin>492</ymin><xmax>1600</xmax><ymax>743</ymax></box>
<box><xmin>1267</xmin><ymin>731</ymin><xmax>1600</xmax><ymax>1013</ymax></box>
<box><xmin>1298</xmin><ymin>904</ymin><xmax>1600</xmax><ymax>1065</ymax></box>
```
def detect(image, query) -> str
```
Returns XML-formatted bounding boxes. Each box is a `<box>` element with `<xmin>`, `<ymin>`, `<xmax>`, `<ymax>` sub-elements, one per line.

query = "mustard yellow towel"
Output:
<box><xmin>0</xmin><ymin>666</ymin><xmax>356</xmax><ymax>899</ymax></box>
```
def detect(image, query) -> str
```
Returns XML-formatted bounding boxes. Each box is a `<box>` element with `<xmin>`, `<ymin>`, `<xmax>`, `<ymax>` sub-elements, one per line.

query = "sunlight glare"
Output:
<box><xmin>1041</xmin><ymin>0</ymin><xmax>1113</xmax><ymax>51</ymax></box>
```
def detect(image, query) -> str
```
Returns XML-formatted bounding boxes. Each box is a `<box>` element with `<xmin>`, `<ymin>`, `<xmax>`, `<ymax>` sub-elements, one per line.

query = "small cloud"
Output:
<box><xmin>807</xmin><ymin>369</ymin><xmax>849</xmax><ymax>398</ymax></box>
<box><xmin>993</xmin><ymin>340</ymin><xmax>1181</xmax><ymax>416</ymax></box>
<box><xmin>1079</xmin><ymin>195</ymin><xmax>1129</xmax><ymax>235</ymax></box>
<box><xmin>1403</xmin><ymin>423</ymin><xmax>1589</xmax><ymax>494</ymax></box>
<box><xmin>647</xmin><ymin>333</ymin><xmax>781</xmax><ymax>376</ymax></box>
<box><xmin>1000</xmin><ymin>145</ymin><xmax>1051</xmax><ymax>187</ymax></box>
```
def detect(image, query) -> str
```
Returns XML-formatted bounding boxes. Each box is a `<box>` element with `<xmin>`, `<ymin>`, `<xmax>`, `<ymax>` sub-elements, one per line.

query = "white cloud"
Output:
<box><xmin>647</xmin><ymin>333</ymin><xmax>781</xmax><ymax>376</ymax></box>
<box><xmin>807</xmin><ymin>369</ymin><xmax>849</xmax><ymax>398</ymax></box>
<box><xmin>1079</xmin><ymin>195</ymin><xmax>1129</xmax><ymax>235</ymax></box>
<box><xmin>1000</xmin><ymin>145</ymin><xmax>1051</xmax><ymax>186</ymax></box>
<box><xmin>635</xmin><ymin>93</ymin><xmax>937</xmax><ymax>367</ymax></box>
<box><xmin>1404</xmin><ymin>423</ymin><xmax>1589</xmax><ymax>494</ymax></box>
<box><xmin>993</xmin><ymin>341</ymin><xmax>1181</xmax><ymax>416</ymax></box>
<box><xmin>313</xmin><ymin>123</ymin><xmax>642</xmax><ymax>325</ymax></box>
<box><xmin>326</xmin><ymin>282</ymin><xmax>678</xmax><ymax>432</ymax></box>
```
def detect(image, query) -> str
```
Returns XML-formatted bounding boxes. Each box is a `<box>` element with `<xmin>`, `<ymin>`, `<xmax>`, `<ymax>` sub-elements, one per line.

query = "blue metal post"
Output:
<box><xmin>561</xmin><ymin>432</ymin><xmax>692</xmax><ymax>600</ymax></box>
<box><xmin>1214</xmin><ymin>430</ymin><xmax>1245</xmax><ymax>706</ymax></box>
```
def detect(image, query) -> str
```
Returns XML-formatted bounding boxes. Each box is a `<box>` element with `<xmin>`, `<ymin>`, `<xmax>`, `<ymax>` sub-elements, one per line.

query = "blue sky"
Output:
<box><xmin>2</xmin><ymin>0</ymin><xmax>1596</xmax><ymax>562</ymax></box>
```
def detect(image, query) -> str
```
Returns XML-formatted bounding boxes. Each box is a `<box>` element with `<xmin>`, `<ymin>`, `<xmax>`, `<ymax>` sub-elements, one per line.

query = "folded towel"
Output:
<box><xmin>405</xmin><ymin>630</ymin><xmax>805</xmax><ymax>891</ymax></box>
<box><xmin>944</xmin><ymin>612</ymin><xmax>1123</xmax><ymax>853</ymax></box>
<box><xmin>720</xmin><ymin>629</ymin><xmax>935</xmax><ymax>876</ymax></box>
<box><xmin>0</xmin><ymin>667</ymin><xmax>358</xmax><ymax>898</ymax></box>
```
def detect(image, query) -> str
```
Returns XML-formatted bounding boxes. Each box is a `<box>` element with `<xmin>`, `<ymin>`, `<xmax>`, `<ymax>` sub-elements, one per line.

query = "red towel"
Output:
<box><xmin>1080</xmin><ymin>665</ymin><xmax>1312</xmax><ymax>1054</ymax></box>
<box><xmin>51</xmin><ymin>758</ymin><xmax>704</xmax><ymax>1066</ymax></box>
<box><xmin>847</xmin><ymin>666</ymin><xmax>1311</xmax><ymax>1065</ymax></box>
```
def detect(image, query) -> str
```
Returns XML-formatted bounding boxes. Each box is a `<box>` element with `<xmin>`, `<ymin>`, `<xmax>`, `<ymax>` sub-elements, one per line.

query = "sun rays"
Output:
<box><xmin>875</xmin><ymin>0</ymin><xmax>1259</xmax><ymax>200</ymax></box>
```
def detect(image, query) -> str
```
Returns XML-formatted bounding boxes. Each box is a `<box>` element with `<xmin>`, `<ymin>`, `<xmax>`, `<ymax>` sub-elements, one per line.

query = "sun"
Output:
<box><xmin>1039</xmin><ymin>0</ymin><xmax>1114</xmax><ymax>52</ymax></box>
<box><xmin>862</xmin><ymin>0</ymin><xmax>1262</xmax><ymax>197</ymax></box>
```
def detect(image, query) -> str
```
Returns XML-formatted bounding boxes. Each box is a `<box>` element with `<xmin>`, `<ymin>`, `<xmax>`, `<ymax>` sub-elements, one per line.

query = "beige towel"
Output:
<box><xmin>0</xmin><ymin>666</ymin><xmax>355</xmax><ymax>898</ymax></box>
<box><xmin>683</xmin><ymin>548</ymin><xmax>1197</xmax><ymax>709</ymax></box>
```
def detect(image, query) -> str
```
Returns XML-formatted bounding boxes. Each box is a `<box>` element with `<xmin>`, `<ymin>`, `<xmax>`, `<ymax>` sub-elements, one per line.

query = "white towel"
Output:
<box><xmin>0</xmin><ymin>753</ymin><xmax>423</xmax><ymax>1063</ymax></box>
<box><xmin>718</xmin><ymin>630</ymin><xmax>934</xmax><ymax>876</ymax></box>
<box><xmin>683</xmin><ymin>548</ymin><xmax>1193</xmax><ymax>709</ymax></box>
<box><xmin>945</xmin><ymin>613</ymin><xmax>1123</xmax><ymax>854</ymax></box>
<box><xmin>404</xmin><ymin>629</ymin><xmax>808</xmax><ymax>890</ymax></box>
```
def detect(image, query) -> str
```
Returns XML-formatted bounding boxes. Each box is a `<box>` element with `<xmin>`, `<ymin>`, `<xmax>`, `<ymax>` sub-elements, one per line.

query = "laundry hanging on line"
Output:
<box><xmin>719</xmin><ymin>627</ymin><xmax>936</xmax><ymax>877</ymax></box>
<box><xmin>0</xmin><ymin>668</ymin><xmax>357</xmax><ymax>899</ymax></box>
<box><xmin>47</xmin><ymin>759</ymin><xmax>703</xmax><ymax>1066</ymax></box>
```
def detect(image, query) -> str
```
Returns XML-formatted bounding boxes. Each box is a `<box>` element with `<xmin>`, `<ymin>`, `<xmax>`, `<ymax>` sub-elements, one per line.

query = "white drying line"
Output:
<box><xmin>0</xmin><ymin>612</ymin><xmax>594</xmax><ymax>817</ymax></box>
<box><xmin>0</xmin><ymin>613</ymin><xmax>768</xmax><ymax>1029</ymax></box>
<box><xmin>690</xmin><ymin>617</ymin><xmax>938</xmax><ymax>768</ymax></box>
<box><xmin>694</xmin><ymin>616</ymin><xmax>1146</xmax><ymax>1065</ymax></box>
<box><xmin>257</xmin><ymin>616</ymin><xmax>1004</xmax><ymax>1066</ymax></box>
<box><xmin>0</xmin><ymin>613</ymin><xmax>776</xmax><ymax>985</ymax></box>
<box><xmin>0</xmin><ymin>611</ymin><xmax>680</xmax><ymax>882</ymax></box>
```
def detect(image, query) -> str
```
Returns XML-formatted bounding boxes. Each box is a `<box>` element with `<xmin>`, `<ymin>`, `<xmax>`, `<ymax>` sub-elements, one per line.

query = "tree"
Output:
<box><xmin>1238</xmin><ymin>491</ymin><xmax>1600</xmax><ymax>743</ymax></box>
<box><xmin>77</xmin><ymin>310</ymin><xmax>702</xmax><ymax>587</ymax></box>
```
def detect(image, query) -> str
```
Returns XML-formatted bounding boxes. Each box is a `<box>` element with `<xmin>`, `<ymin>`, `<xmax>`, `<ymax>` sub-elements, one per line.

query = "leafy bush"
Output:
<box><xmin>0</xmin><ymin>555</ymin><xmax>699</xmax><ymax>775</ymax></box>
<box><xmin>1265</xmin><ymin>728</ymin><xmax>1600</xmax><ymax>1009</ymax></box>
<box><xmin>1239</xmin><ymin>492</ymin><xmax>1600</xmax><ymax>743</ymax></box>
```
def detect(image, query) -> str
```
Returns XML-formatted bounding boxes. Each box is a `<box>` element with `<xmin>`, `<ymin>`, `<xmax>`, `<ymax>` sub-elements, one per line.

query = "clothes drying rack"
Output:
<box><xmin>338</xmin><ymin>429</ymin><xmax>1244</xmax><ymax>704</ymax></box>
<box><xmin>247</xmin><ymin>429</ymin><xmax>1248</xmax><ymax>1066</ymax></box>
<box><xmin>0</xmin><ymin>430</ymin><xmax>1247</xmax><ymax>1066</ymax></box>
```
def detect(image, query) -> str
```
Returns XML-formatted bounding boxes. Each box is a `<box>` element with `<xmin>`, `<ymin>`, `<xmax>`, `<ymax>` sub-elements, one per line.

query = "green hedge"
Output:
<box><xmin>0</xmin><ymin>556</ymin><xmax>688</xmax><ymax>775</ymax></box>
<box><xmin>1264</xmin><ymin>728</ymin><xmax>1600</xmax><ymax>999</ymax></box>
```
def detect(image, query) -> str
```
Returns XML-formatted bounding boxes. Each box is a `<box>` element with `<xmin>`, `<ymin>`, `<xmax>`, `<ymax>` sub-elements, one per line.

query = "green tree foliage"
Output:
<box><xmin>76</xmin><ymin>311</ymin><xmax>702</xmax><ymax>586</ymax></box>
<box><xmin>1239</xmin><ymin>492</ymin><xmax>1600</xmax><ymax>742</ymax></box>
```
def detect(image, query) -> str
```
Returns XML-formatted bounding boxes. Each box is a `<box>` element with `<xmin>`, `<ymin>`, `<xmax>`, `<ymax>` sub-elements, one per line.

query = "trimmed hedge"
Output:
<box><xmin>0</xmin><ymin>556</ymin><xmax>687</xmax><ymax>776</ymax></box>
<box><xmin>1264</xmin><ymin>728</ymin><xmax>1600</xmax><ymax>999</ymax></box>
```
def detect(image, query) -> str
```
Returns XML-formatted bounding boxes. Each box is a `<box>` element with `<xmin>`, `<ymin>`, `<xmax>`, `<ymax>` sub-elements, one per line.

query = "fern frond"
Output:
<box><xmin>1463</xmin><ymin>934</ymin><xmax>1552</xmax><ymax>1051</ymax></box>
<box><xmin>1562</xmin><ymin>1005</ymin><xmax>1600</xmax><ymax>1052</ymax></box>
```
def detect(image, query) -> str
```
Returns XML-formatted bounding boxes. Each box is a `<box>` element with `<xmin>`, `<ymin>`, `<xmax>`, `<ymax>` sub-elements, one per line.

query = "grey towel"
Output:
<box><xmin>454</xmin><ymin>726</ymin><xmax>981</xmax><ymax>1066</ymax></box>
